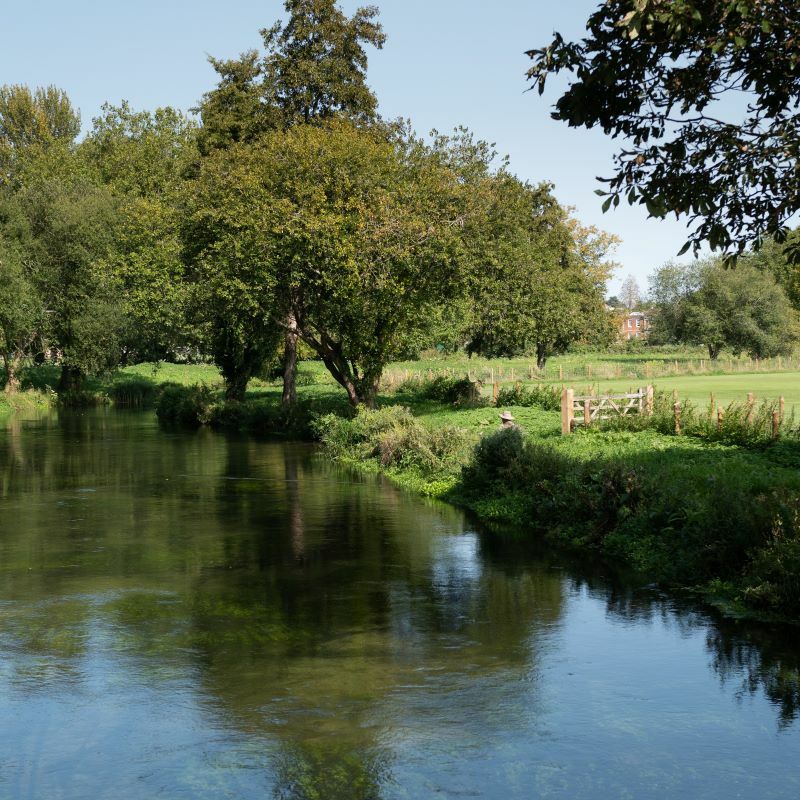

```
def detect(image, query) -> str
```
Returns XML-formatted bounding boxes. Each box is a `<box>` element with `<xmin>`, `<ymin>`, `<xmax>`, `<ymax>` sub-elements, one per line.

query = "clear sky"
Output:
<box><xmin>0</xmin><ymin>0</ymin><xmax>697</xmax><ymax>296</ymax></box>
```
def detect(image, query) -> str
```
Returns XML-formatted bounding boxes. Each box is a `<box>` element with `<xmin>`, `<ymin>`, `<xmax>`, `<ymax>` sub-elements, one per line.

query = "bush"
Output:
<box><xmin>496</xmin><ymin>383</ymin><xmax>562</xmax><ymax>411</ymax></box>
<box><xmin>315</xmin><ymin>405</ymin><xmax>475</xmax><ymax>477</ymax></box>
<box><xmin>397</xmin><ymin>374</ymin><xmax>485</xmax><ymax>406</ymax></box>
<box><xmin>597</xmin><ymin>392</ymin><xmax>797</xmax><ymax>448</ymax></box>
<box><xmin>459</xmin><ymin>424</ymin><xmax>800</xmax><ymax>618</ymax></box>
<box><xmin>107</xmin><ymin>375</ymin><xmax>158</xmax><ymax>407</ymax></box>
<box><xmin>155</xmin><ymin>383</ymin><xmax>217</xmax><ymax>427</ymax></box>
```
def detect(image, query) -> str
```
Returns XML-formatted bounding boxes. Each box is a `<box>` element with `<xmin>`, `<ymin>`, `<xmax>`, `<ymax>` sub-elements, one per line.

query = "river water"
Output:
<box><xmin>0</xmin><ymin>409</ymin><xmax>798</xmax><ymax>799</ymax></box>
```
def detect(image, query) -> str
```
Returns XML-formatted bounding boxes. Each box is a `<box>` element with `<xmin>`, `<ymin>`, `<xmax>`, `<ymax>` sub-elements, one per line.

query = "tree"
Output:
<box><xmin>197</xmin><ymin>0</ymin><xmax>385</xmax><ymax>405</ymax></box>
<box><xmin>0</xmin><ymin>231</ymin><xmax>41</xmax><ymax>392</ymax></box>
<box><xmin>648</xmin><ymin>260</ymin><xmax>704</xmax><ymax>344</ymax></box>
<box><xmin>18</xmin><ymin>163</ymin><xmax>124</xmax><ymax>392</ymax></box>
<box><xmin>181</xmin><ymin>147</ymin><xmax>284</xmax><ymax>401</ymax></box>
<box><xmin>0</xmin><ymin>85</ymin><xmax>81</xmax><ymax>185</ymax></box>
<box><xmin>460</xmin><ymin>165</ymin><xmax>617</xmax><ymax>368</ymax></box>
<box><xmin>741</xmin><ymin>228</ymin><xmax>800</xmax><ymax>311</ymax></box>
<box><xmin>185</xmin><ymin>121</ymin><xmax>470</xmax><ymax>406</ymax></box>
<box><xmin>620</xmin><ymin>276</ymin><xmax>641</xmax><ymax>311</ymax></box>
<box><xmin>527</xmin><ymin>1</ymin><xmax>800</xmax><ymax>258</ymax></box>
<box><xmin>83</xmin><ymin>103</ymin><xmax>199</xmax><ymax>361</ymax></box>
<box><xmin>649</xmin><ymin>259</ymin><xmax>796</xmax><ymax>359</ymax></box>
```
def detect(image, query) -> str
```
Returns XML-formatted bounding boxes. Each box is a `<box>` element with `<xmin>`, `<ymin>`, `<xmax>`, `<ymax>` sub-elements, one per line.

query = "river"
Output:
<box><xmin>0</xmin><ymin>409</ymin><xmax>798</xmax><ymax>799</ymax></box>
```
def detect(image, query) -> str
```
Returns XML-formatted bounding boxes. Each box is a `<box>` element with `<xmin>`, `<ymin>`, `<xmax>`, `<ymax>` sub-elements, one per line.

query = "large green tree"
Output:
<box><xmin>0</xmin><ymin>85</ymin><xmax>81</xmax><ymax>186</ymax></box>
<box><xmin>83</xmin><ymin>103</ymin><xmax>199</xmax><ymax>362</ymax></box>
<box><xmin>185</xmin><ymin>121</ymin><xmax>470</xmax><ymax>406</ymax></box>
<box><xmin>527</xmin><ymin>0</ymin><xmax>800</xmax><ymax>258</ymax></box>
<box><xmin>650</xmin><ymin>258</ymin><xmax>797</xmax><ymax>359</ymax></box>
<box><xmin>197</xmin><ymin>0</ymin><xmax>385</xmax><ymax>404</ymax></box>
<box><xmin>18</xmin><ymin>164</ymin><xmax>123</xmax><ymax>392</ymax></box>
<box><xmin>457</xmin><ymin>167</ymin><xmax>616</xmax><ymax>368</ymax></box>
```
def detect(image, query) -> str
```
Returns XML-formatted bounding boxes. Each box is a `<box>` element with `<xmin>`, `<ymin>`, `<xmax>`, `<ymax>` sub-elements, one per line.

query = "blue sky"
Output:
<box><xmin>0</xmin><ymin>0</ymin><xmax>697</xmax><ymax>295</ymax></box>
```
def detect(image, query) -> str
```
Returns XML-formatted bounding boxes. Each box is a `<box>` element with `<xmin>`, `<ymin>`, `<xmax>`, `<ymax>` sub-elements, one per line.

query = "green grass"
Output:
<box><xmin>593</xmin><ymin>372</ymin><xmax>800</xmax><ymax>410</ymax></box>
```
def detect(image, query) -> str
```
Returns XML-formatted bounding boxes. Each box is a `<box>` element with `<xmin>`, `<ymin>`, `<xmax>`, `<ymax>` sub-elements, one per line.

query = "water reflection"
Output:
<box><xmin>0</xmin><ymin>410</ymin><xmax>798</xmax><ymax>799</ymax></box>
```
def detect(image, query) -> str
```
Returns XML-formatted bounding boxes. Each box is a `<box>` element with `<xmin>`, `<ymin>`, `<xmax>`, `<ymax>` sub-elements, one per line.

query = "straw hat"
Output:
<box><xmin>499</xmin><ymin>411</ymin><xmax>515</xmax><ymax>422</ymax></box>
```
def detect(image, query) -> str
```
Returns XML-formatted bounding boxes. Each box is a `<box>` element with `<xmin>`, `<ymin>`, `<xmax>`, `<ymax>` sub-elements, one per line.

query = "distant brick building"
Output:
<box><xmin>620</xmin><ymin>311</ymin><xmax>650</xmax><ymax>340</ymax></box>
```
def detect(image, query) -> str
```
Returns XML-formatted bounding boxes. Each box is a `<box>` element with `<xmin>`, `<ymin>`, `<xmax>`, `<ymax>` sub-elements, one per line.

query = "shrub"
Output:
<box><xmin>459</xmin><ymin>423</ymin><xmax>800</xmax><ymax>618</ymax></box>
<box><xmin>155</xmin><ymin>383</ymin><xmax>217</xmax><ymax>427</ymax></box>
<box><xmin>315</xmin><ymin>405</ymin><xmax>475</xmax><ymax>477</ymax></box>
<box><xmin>107</xmin><ymin>375</ymin><xmax>158</xmax><ymax>407</ymax></box>
<box><xmin>496</xmin><ymin>383</ymin><xmax>562</xmax><ymax>412</ymax></box>
<box><xmin>396</xmin><ymin>374</ymin><xmax>485</xmax><ymax>406</ymax></box>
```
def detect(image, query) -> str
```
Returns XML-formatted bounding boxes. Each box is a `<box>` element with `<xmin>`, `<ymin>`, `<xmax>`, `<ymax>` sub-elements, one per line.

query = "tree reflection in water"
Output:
<box><xmin>0</xmin><ymin>410</ymin><xmax>798</xmax><ymax>800</ymax></box>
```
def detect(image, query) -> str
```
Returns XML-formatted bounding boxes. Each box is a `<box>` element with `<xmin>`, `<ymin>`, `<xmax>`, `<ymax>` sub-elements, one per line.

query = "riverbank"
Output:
<box><xmin>5</xmin><ymin>362</ymin><xmax>800</xmax><ymax>623</ymax></box>
<box><xmin>311</xmin><ymin>401</ymin><xmax>800</xmax><ymax>625</ymax></box>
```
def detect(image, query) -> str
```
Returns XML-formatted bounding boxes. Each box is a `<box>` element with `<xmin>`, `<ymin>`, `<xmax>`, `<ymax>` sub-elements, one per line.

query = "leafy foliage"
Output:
<box><xmin>197</xmin><ymin>0</ymin><xmax>385</xmax><ymax>151</ymax></box>
<box><xmin>649</xmin><ymin>258</ymin><xmax>797</xmax><ymax>358</ymax></box>
<box><xmin>496</xmin><ymin>383</ymin><xmax>562</xmax><ymax>412</ymax></box>
<box><xmin>527</xmin><ymin>0</ymin><xmax>800</xmax><ymax>258</ymax></box>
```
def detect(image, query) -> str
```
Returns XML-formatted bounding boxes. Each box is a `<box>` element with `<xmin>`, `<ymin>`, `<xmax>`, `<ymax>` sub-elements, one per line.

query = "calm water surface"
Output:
<box><xmin>0</xmin><ymin>409</ymin><xmax>798</xmax><ymax>799</ymax></box>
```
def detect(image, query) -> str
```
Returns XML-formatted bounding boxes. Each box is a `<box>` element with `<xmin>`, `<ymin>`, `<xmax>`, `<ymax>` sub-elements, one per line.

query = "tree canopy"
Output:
<box><xmin>185</xmin><ymin>121</ymin><xmax>471</xmax><ymax>405</ymax></box>
<box><xmin>649</xmin><ymin>258</ymin><xmax>797</xmax><ymax>359</ymax></box>
<box><xmin>527</xmin><ymin>0</ymin><xmax>800</xmax><ymax>259</ymax></box>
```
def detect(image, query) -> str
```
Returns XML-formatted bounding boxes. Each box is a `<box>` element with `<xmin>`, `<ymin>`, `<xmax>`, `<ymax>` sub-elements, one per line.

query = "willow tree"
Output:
<box><xmin>185</xmin><ymin>121</ymin><xmax>470</xmax><ymax>406</ymax></box>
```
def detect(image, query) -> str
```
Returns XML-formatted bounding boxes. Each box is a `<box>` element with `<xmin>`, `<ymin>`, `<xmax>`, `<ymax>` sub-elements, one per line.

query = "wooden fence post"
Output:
<box><xmin>717</xmin><ymin>406</ymin><xmax>725</xmax><ymax>429</ymax></box>
<box><xmin>583</xmin><ymin>398</ymin><xmax>592</xmax><ymax>428</ymax></box>
<box><xmin>673</xmin><ymin>402</ymin><xmax>682</xmax><ymax>435</ymax></box>
<box><xmin>747</xmin><ymin>392</ymin><xmax>755</xmax><ymax>423</ymax></box>
<box><xmin>561</xmin><ymin>388</ymin><xmax>574</xmax><ymax>435</ymax></box>
<box><xmin>492</xmin><ymin>381</ymin><xmax>499</xmax><ymax>405</ymax></box>
<box><xmin>780</xmin><ymin>395</ymin><xmax>785</xmax><ymax>421</ymax></box>
<box><xmin>772</xmin><ymin>410</ymin><xmax>780</xmax><ymax>439</ymax></box>
<box><xmin>645</xmin><ymin>385</ymin><xmax>654</xmax><ymax>416</ymax></box>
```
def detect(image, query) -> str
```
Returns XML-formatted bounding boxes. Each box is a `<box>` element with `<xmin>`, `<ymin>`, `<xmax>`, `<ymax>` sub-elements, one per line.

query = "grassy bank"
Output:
<box><xmin>309</xmin><ymin>385</ymin><xmax>800</xmax><ymax>624</ymax></box>
<box><xmin>5</xmin><ymin>359</ymin><xmax>800</xmax><ymax>622</ymax></box>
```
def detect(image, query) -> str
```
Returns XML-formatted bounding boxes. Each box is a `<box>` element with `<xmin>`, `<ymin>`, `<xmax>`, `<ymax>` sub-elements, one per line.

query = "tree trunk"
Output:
<box><xmin>282</xmin><ymin>311</ymin><xmax>299</xmax><ymax>407</ymax></box>
<box><xmin>2</xmin><ymin>353</ymin><xmax>20</xmax><ymax>394</ymax></box>
<box><xmin>297</xmin><ymin>328</ymin><xmax>365</xmax><ymax>406</ymax></box>
<box><xmin>224</xmin><ymin>372</ymin><xmax>249</xmax><ymax>403</ymax></box>
<box><xmin>708</xmin><ymin>344</ymin><xmax>721</xmax><ymax>360</ymax></box>
<box><xmin>536</xmin><ymin>343</ymin><xmax>548</xmax><ymax>371</ymax></box>
<box><xmin>58</xmin><ymin>364</ymin><xmax>83</xmax><ymax>394</ymax></box>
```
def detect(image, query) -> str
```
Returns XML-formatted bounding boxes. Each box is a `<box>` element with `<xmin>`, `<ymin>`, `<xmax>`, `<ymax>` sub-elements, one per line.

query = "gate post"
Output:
<box><xmin>561</xmin><ymin>388</ymin><xmax>574</xmax><ymax>435</ymax></box>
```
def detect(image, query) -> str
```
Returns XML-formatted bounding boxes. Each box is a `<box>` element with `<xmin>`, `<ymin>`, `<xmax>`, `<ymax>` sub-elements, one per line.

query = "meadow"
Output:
<box><xmin>112</xmin><ymin>348</ymin><xmax>800</xmax><ymax>410</ymax></box>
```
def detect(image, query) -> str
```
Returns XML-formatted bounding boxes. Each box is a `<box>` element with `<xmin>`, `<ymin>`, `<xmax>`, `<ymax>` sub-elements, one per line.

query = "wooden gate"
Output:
<box><xmin>561</xmin><ymin>386</ymin><xmax>654</xmax><ymax>434</ymax></box>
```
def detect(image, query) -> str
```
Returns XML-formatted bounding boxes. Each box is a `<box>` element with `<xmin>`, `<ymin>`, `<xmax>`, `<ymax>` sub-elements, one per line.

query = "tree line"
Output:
<box><xmin>0</xmin><ymin>0</ymin><xmax>617</xmax><ymax>406</ymax></box>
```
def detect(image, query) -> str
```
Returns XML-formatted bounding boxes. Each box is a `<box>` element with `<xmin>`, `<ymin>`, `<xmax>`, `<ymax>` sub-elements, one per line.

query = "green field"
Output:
<box><xmin>116</xmin><ymin>354</ymin><xmax>800</xmax><ymax>414</ymax></box>
<box><xmin>9</xmin><ymin>349</ymin><xmax>800</xmax><ymax>414</ymax></box>
<box><xmin>593</xmin><ymin>372</ymin><xmax>800</xmax><ymax>411</ymax></box>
